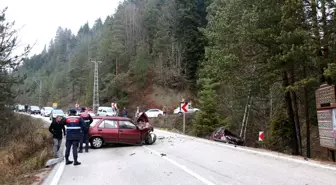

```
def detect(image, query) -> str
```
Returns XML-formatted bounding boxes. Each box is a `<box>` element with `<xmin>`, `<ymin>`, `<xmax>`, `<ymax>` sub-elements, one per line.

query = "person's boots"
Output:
<box><xmin>65</xmin><ymin>158</ymin><xmax>73</xmax><ymax>165</ymax></box>
<box><xmin>74</xmin><ymin>158</ymin><xmax>81</xmax><ymax>166</ymax></box>
<box><xmin>78</xmin><ymin>150</ymin><xmax>83</xmax><ymax>153</ymax></box>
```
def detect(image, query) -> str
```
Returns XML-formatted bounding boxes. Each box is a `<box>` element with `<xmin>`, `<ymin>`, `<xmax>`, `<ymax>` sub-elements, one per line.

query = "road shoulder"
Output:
<box><xmin>155</xmin><ymin>128</ymin><xmax>336</xmax><ymax>171</ymax></box>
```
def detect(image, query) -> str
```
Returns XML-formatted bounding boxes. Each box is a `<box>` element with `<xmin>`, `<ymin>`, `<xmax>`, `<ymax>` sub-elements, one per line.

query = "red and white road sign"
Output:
<box><xmin>181</xmin><ymin>103</ymin><xmax>188</xmax><ymax>113</ymax></box>
<box><xmin>111</xmin><ymin>103</ymin><xmax>118</xmax><ymax>109</ymax></box>
<box><xmin>258</xmin><ymin>131</ymin><xmax>264</xmax><ymax>141</ymax></box>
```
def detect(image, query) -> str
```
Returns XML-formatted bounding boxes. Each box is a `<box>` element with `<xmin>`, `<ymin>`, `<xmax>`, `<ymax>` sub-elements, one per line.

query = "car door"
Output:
<box><xmin>118</xmin><ymin>120</ymin><xmax>141</xmax><ymax>144</ymax></box>
<box><xmin>96</xmin><ymin>119</ymin><xmax>119</xmax><ymax>143</ymax></box>
<box><xmin>146</xmin><ymin>110</ymin><xmax>153</xmax><ymax>117</ymax></box>
<box><xmin>153</xmin><ymin>109</ymin><xmax>160</xmax><ymax>117</ymax></box>
<box><xmin>97</xmin><ymin>108</ymin><xmax>102</xmax><ymax>116</ymax></box>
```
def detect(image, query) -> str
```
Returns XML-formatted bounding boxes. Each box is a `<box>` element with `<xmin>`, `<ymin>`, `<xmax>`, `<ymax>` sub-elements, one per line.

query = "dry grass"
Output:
<box><xmin>0</xmin><ymin>113</ymin><xmax>52</xmax><ymax>185</ymax></box>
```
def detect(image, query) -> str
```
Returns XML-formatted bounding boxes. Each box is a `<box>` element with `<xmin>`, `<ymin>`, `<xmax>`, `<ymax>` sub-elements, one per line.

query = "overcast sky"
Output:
<box><xmin>0</xmin><ymin>0</ymin><xmax>122</xmax><ymax>56</ymax></box>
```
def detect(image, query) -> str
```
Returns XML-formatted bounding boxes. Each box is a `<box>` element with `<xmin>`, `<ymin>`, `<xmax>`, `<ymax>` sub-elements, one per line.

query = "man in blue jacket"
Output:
<box><xmin>64</xmin><ymin>109</ymin><xmax>84</xmax><ymax>165</ymax></box>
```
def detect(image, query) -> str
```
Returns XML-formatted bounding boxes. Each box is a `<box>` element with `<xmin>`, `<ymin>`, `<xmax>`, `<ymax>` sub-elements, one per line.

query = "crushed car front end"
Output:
<box><xmin>136</xmin><ymin>112</ymin><xmax>157</xmax><ymax>145</ymax></box>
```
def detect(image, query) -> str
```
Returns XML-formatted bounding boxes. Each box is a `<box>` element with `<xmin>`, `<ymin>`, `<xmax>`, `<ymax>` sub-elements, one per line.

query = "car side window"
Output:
<box><xmin>98</xmin><ymin>122</ymin><xmax>104</xmax><ymax>128</ymax></box>
<box><xmin>119</xmin><ymin>121</ymin><xmax>137</xmax><ymax>129</ymax></box>
<box><xmin>104</xmin><ymin>120</ymin><xmax>117</xmax><ymax>129</ymax></box>
<box><xmin>91</xmin><ymin>119</ymin><xmax>102</xmax><ymax>127</ymax></box>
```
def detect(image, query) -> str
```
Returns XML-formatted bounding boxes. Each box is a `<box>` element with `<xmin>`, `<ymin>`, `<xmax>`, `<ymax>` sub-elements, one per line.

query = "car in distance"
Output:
<box><xmin>89</xmin><ymin>114</ymin><xmax>156</xmax><ymax>149</ymax></box>
<box><xmin>41</xmin><ymin>107</ymin><xmax>54</xmax><ymax>117</ymax></box>
<box><xmin>143</xmin><ymin>109</ymin><xmax>164</xmax><ymax>118</ymax></box>
<box><xmin>28</xmin><ymin>106</ymin><xmax>41</xmax><ymax>115</ymax></box>
<box><xmin>97</xmin><ymin>106</ymin><xmax>117</xmax><ymax>116</ymax></box>
<box><xmin>173</xmin><ymin>103</ymin><xmax>200</xmax><ymax>115</ymax></box>
<box><xmin>50</xmin><ymin>109</ymin><xmax>66</xmax><ymax>120</ymax></box>
<box><xmin>15</xmin><ymin>104</ymin><xmax>25</xmax><ymax>112</ymax></box>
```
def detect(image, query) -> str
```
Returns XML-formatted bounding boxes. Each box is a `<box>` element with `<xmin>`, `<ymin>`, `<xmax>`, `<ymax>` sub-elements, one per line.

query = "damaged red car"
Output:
<box><xmin>210</xmin><ymin>126</ymin><xmax>244</xmax><ymax>146</ymax></box>
<box><xmin>89</xmin><ymin>113</ymin><xmax>156</xmax><ymax>148</ymax></box>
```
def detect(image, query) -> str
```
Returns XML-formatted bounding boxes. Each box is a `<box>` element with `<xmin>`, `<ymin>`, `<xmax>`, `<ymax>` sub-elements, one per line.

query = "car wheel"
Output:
<box><xmin>91</xmin><ymin>137</ymin><xmax>104</xmax><ymax>149</ymax></box>
<box><xmin>178</xmin><ymin>112</ymin><xmax>183</xmax><ymax>115</ymax></box>
<box><xmin>158</xmin><ymin>114</ymin><xmax>163</xmax><ymax>117</ymax></box>
<box><xmin>145</xmin><ymin>132</ymin><xmax>157</xmax><ymax>145</ymax></box>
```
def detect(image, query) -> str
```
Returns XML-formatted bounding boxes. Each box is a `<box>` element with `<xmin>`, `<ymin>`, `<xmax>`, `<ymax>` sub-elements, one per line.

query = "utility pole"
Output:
<box><xmin>32</xmin><ymin>78</ymin><xmax>42</xmax><ymax>107</ymax></box>
<box><xmin>90</xmin><ymin>59</ymin><xmax>102</xmax><ymax>114</ymax></box>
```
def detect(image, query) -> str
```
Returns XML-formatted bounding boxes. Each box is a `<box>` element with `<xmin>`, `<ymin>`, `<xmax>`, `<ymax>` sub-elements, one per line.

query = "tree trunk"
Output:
<box><xmin>303</xmin><ymin>65</ymin><xmax>311</xmax><ymax>158</ymax></box>
<box><xmin>283</xmin><ymin>71</ymin><xmax>299</xmax><ymax>155</ymax></box>
<box><xmin>289</xmin><ymin>69</ymin><xmax>302</xmax><ymax>155</ymax></box>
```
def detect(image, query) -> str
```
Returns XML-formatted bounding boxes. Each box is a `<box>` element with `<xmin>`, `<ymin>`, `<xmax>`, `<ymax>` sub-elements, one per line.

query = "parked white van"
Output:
<box><xmin>97</xmin><ymin>106</ymin><xmax>117</xmax><ymax>116</ymax></box>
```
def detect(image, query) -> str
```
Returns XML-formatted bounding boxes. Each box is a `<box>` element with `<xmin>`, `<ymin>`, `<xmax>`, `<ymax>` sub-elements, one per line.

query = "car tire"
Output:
<box><xmin>178</xmin><ymin>112</ymin><xmax>183</xmax><ymax>115</ymax></box>
<box><xmin>91</xmin><ymin>137</ymin><xmax>104</xmax><ymax>149</ymax></box>
<box><xmin>158</xmin><ymin>114</ymin><xmax>163</xmax><ymax>117</ymax></box>
<box><xmin>145</xmin><ymin>132</ymin><xmax>157</xmax><ymax>145</ymax></box>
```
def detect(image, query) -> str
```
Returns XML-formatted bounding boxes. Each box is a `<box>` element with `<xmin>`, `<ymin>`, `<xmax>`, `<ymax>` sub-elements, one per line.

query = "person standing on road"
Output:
<box><xmin>79</xmin><ymin>107</ymin><xmax>93</xmax><ymax>153</ymax></box>
<box><xmin>122</xmin><ymin>107</ymin><xmax>128</xmax><ymax>118</ymax></box>
<box><xmin>49</xmin><ymin>115</ymin><xmax>66</xmax><ymax>158</ymax></box>
<box><xmin>24</xmin><ymin>104</ymin><xmax>28</xmax><ymax>113</ymax></box>
<box><xmin>163</xmin><ymin>105</ymin><xmax>167</xmax><ymax>116</ymax></box>
<box><xmin>64</xmin><ymin>109</ymin><xmax>84</xmax><ymax>166</ymax></box>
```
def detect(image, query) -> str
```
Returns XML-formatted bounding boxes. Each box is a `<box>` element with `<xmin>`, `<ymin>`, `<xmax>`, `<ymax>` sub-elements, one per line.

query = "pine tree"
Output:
<box><xmin>193</xmin><ymin>78</ymin><xmax>222</xmax><ymax>137</ymax></box>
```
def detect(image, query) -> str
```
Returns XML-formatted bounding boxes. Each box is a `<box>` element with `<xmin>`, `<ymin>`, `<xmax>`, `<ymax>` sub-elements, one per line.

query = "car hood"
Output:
<box><xmin>135</xmin><ymin>112</ymin><xmax>153</xmax><ymax>131</ymax></box>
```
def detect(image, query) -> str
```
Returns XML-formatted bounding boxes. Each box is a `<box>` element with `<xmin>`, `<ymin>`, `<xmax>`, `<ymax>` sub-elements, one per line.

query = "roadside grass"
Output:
<box><xmin>0</xmin><ymin>113</ymin><xmax>52</xmax><ymax>185</ymax></box>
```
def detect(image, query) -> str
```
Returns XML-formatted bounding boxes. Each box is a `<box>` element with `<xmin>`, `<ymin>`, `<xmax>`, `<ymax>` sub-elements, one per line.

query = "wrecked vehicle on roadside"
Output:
<box><xmin>89</xmin><ymin>113</ymin><xmax>156</xmax><ymax>149</ymax></box>
<box><xmin>210</xmin><ymin>126</ymin><xmax>244</xmax><ymax>146</ymax></box>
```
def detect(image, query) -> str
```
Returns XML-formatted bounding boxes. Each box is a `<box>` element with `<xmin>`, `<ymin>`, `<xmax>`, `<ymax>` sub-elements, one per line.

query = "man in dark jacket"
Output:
<box><xmin>49</xmin><ymin>115</ymin><xmax>65</xmax><ymax>158</ymax></box>
<box><xmin>79</xmin><ymin>107</ymin><xmax>93</xmax><ymax>153</ymax></box>
<box><xmin>122</xmin><ymin>107</ymin><xmax>128</xmax><ymax>118</ymax></box>
<box><xmin>64</xmin><ymin>109</ymin><xmax>85</xmax><ymax>165</ymax></box>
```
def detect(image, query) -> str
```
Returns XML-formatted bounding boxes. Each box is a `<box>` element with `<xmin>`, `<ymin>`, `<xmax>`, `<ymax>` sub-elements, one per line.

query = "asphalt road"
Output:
<box><xmin>33</xmin><ymin>115</ymin><xmax>336</xmax><ymax>185</ymax></box>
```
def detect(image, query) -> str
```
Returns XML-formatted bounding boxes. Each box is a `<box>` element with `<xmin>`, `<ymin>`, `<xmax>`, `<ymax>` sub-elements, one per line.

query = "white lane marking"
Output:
<box><xmin>143</xmin><ymin>146</ymin><xmax>217</xmax><ymax>185</ymax></box>
<box><xmin>155</xmin><ymin>129</ymin><xmax>336</xmax><ymax>171</ymax></box>
<box><xmin>50</xmin><ymin>161</ymin><xmax>65</xmax><ymax>185</ymax></box>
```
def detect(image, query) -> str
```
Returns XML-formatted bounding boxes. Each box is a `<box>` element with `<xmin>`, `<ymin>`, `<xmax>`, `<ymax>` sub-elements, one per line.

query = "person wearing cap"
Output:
<box><xmin>64</xmin><ymin>109</ymin><xmax>85</xmax><ymax>165</ymax></box>
<box><xmin>78</xmin><ymin>107</ymin><xmax>93</xmax><ymax>153</ymax></box>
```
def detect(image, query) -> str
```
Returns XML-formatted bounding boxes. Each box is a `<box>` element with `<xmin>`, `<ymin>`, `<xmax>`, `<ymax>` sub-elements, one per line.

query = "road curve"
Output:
<box><xmin>33</xmin><ymin>115</ymin><xmax>336</xmax><ymax>185</ymax></box>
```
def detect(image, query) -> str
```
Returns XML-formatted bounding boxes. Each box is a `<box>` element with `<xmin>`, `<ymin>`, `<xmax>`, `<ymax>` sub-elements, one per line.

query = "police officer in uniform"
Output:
<box><xmin>79</xmin><ymin>107</ymin><xmax>93</xmax><ymax>153</ymax></box>
<box><xmin>64</xmin><ymin>109</ymin><xmax>84</xmax><ymax>165</ymax></box>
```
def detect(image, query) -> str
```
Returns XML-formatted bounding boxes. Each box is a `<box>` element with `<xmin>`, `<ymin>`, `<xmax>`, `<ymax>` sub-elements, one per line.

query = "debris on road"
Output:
<box><xmin>160</xmin><ymin>153</ymin><xmax>167</xmax><ymax>157</ymax></box>
<box><xmin>130</xmin><ymin>153</ymin><xmax>136</xmax><ymax>156</ymax></box>
<box><xmin>158</xmin><ymin>136</ymin><xmax>165</xmax><ymax>140</ymax></box>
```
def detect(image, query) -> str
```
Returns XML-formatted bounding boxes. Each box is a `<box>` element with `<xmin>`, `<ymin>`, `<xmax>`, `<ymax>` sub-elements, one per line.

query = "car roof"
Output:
<box><xmin>92</xmin><ymin>116</ymin><xmax>131</xmax><ymax>121</ymax></box>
